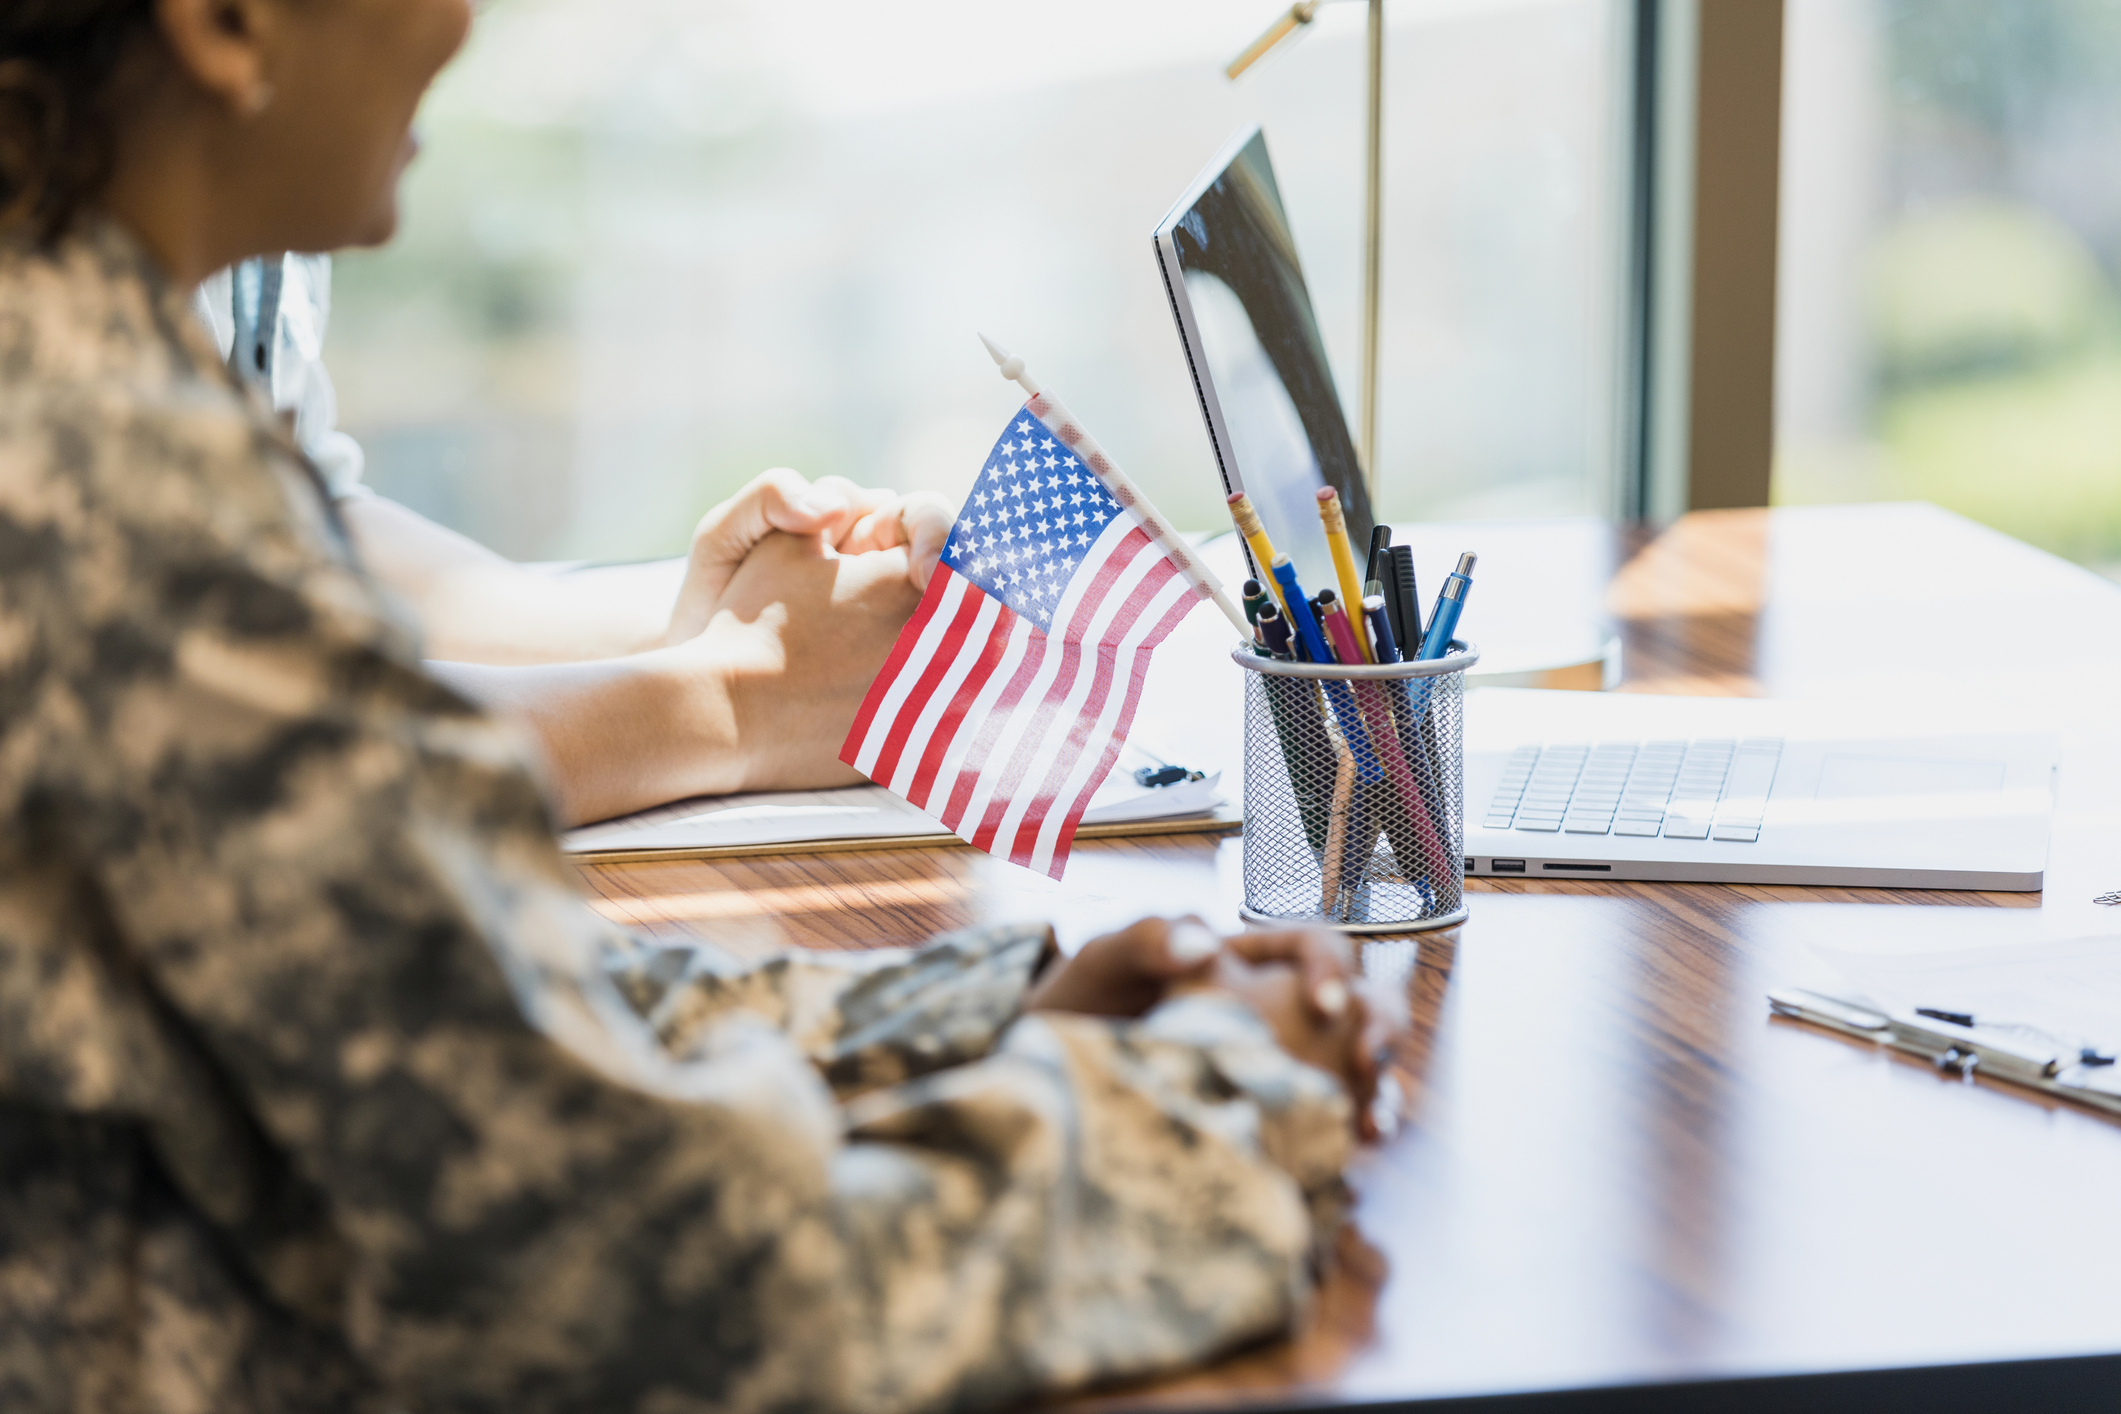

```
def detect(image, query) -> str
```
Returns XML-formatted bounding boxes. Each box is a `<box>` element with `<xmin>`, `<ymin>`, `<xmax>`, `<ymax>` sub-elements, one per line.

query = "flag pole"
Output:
<box><xmin>978</xmin><ymin>335</ymin><xmax>1252</xmax><ymax>640</ymax></box>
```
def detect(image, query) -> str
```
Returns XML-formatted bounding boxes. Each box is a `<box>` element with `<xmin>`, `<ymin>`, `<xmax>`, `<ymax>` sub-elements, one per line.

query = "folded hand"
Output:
<box><xmin>1027</xmin><ymin>916</ymin><xmax>1389</xmax><ymax>1140</ymax></box>
<box><xmin>668</xmin><ymin>469</ymin><xmax>951</xmax><ymax>644</ymax></box>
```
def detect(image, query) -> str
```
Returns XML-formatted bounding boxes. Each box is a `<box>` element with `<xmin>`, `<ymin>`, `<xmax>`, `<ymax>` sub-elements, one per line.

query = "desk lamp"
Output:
<box><xmin>1228</xmin><ymin>0</ymin><xmax>1386</xmax><ymax>496</ymax></box>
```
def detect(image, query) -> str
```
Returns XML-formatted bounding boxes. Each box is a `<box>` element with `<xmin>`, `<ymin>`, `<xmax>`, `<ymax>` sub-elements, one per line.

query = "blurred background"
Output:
<box><xmin>329</xmin><ymin>0</ymin><xmax>1631</xmax><ymax>562</ymax></box>
<box><xmin>1776</xmin><ymin>0</ymin><xmax>2121</xmax><ymax>576</ymax></box>
<box><xmin>331</xmin><ymin>0</ymin><xmax>2121</xmax><ymax>580</ymax></box>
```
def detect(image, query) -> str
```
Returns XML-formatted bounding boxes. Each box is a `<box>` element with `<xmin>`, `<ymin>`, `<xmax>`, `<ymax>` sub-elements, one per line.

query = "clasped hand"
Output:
<box><xmin>667</xmin><ymin>468</ymin><xmax>953</xmax><ymax>643</ymax></box>
<box><xmin>1026</xmin><ymin>917</ymin><xmax>1398</xmax><ymax>1143</ymax></box>
<box><xmin>664</xmin><ymin>469</ymin><xmax>953</xmax><ymax>793</ymax></box>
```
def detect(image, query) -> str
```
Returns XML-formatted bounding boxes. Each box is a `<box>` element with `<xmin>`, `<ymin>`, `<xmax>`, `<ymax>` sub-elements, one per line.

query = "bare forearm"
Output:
<box><xmin>430</xmin><ymin>651</ymin><xmax>743</xmax><ymax>826</ymax></box>
<box><xmin>346</xmin><ymin>496</ymin><xmax>668</xmax><ymax>665</ymax></box>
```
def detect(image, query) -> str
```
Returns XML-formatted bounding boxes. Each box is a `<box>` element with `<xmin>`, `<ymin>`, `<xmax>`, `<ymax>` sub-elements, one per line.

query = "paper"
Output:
<box><xmin>563</xmin><ymin>755</ymin><xmax>1224</xmax><ymax>856</ymax></box>
<box><xmin>1808</xmin><ymin>934</ymin><xmax>2121</xmax><ymax>1095</ymax></box>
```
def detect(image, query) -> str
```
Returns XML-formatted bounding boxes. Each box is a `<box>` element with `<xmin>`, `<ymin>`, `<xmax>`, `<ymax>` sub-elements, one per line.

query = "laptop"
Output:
<box><xmin>1155</xmin><ymin>127</ymin><xmax>2055</xmax><ymax>891</ymax></box>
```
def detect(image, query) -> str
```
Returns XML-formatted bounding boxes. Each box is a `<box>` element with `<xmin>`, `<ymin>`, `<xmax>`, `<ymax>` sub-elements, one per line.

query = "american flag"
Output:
<box><xmin>840</xmin><ymin>402</ymin><xmax>1203</xmax><ymax>878</ymax></box>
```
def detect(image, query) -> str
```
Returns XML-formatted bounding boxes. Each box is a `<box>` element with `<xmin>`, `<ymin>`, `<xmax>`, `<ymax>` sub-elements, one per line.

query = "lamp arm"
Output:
<box><xmin>1225</xmin><ymin>1</ymin><xmax>1323</xmax><ymax>80</ymax></box>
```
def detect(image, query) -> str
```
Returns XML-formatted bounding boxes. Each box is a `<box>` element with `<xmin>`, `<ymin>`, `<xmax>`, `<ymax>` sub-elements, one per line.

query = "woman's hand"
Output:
<box><xmin>1025</xmin><ymin>917</ymin><xmax>1382</xmax><ymax>1139</ymax></box>
<box><xmin>667</xmin><ymin>469</ymin><xmax>952</xmax><ymax>644</ymax></box>
<box><xmin>1022</xmin><ymin>916</ymin><xmax>1227</xmax><ymax>1016</ymax></box>
<box><xmin>1181</xmin><ymin>949</ymin><xmax>1380</xmax><ymax>1139</ymax></box>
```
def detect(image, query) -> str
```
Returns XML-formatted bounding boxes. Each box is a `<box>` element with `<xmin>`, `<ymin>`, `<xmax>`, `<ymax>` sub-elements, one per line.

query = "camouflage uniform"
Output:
<box><xmin>0</xmin><ymin>221</ymin><xmax>1351</xmax><ymax>1414</ymax></box>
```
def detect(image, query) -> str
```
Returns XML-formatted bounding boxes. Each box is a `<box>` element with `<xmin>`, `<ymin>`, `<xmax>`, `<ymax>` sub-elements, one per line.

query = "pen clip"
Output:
<box><xmin>1887</xmin><ymin>1010</ymin><xmax>2064</xmax><ymax>1081</ymax></box>
<box><xmin>1366</xmin><ymin>524</ymin><xmax>1392</xmax><ymax>588</ymax></box>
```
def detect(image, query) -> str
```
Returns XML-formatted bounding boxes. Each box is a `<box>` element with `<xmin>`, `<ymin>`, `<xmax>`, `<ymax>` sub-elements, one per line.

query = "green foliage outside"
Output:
<box><xmin>1777</xmin><ymin>0</ymin><xmax>2121</xmax><ymax>574</ymax></box>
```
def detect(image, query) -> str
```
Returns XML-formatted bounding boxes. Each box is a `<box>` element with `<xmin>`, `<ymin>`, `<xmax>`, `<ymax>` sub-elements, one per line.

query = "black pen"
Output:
<box><xmin>1389</xmin><ymin>544</ymin><xmax>1421</xmax><ymax>650</ymax></box>
<box><xmin>1366</xmin><ymin>526</ymin><xmax>1396</xmax><ymax>645</ymax></box>
<box><xmin>1258</xmin><ymin>605</ymin><xmax>1295</xmax><ymax>661</ymax></box>
<box><xmin>1366</xmin><ymin>524</ymin><xmax>1392</xmax><ymax>588</ymax></box>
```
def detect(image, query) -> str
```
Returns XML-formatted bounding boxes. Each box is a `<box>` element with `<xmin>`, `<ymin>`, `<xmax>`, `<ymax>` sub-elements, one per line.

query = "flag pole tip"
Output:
<box><xmin>978</xmin><ymin>332</ymin><xmax>1025</xmax><ymax>381</ymax></box>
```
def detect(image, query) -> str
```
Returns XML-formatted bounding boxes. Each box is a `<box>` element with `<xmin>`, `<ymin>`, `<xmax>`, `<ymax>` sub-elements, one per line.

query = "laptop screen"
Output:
<box><xmin>1155</xmin><ymin>127</ymin><xmax>1376</xmax><ymax>599</ymax></box>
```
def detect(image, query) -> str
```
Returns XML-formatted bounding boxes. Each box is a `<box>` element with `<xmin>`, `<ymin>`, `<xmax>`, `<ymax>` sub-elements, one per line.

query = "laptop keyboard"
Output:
<box><xmin>1483</xmin><ymin>739</ymin><xmax>1784</xmax><ymax>843</ymax></box>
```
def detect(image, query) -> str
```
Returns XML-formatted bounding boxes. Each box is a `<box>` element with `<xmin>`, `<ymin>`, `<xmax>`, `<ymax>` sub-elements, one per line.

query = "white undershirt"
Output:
<box><xmin>191</xmin><ymin>256</ymin><xmax>369</xmax><ymax>501</ymax></box>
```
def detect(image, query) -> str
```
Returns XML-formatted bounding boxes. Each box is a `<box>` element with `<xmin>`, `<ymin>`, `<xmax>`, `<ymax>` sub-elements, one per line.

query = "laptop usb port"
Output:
<box><xmin>1542</xmin><ymin>862</ymin><xmax>1613</xmax><ymax>872</ymax></box>
<box><xmin>1491</xmin><ymin>859</ymin><xmax>1526</xmax><ymax>873</ymax></box>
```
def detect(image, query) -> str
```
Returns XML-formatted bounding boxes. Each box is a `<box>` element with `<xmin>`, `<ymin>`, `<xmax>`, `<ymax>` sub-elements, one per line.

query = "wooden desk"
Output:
<box><xmin>575</xmin><ymin>505</ymin><xmax>2121</xmax><ymax>1410</ymax></box>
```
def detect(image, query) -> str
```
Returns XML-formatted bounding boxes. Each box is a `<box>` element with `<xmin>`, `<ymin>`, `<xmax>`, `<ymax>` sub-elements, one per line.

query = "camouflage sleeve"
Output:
<box><xmin>22</xmin><ymin>366</ymin><xmax>1350</xmax><ymax>1413</ymax></box>
<box><xmin>836</xmin><ymin>995</ymin><xmax>1350</xmax><ymax>1412</ymax></box>
<box><xmin>607</xmin><ymin>924</ymin><xmax>1058</xmax><ymax>1100</ymax></box>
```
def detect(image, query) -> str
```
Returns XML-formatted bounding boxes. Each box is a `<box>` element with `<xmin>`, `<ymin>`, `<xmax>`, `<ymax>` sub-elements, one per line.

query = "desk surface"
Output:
<box><xmin>575</xmin><ymin>505</ymin><xmax>2121</xmax><ymax>1409</ymax></box>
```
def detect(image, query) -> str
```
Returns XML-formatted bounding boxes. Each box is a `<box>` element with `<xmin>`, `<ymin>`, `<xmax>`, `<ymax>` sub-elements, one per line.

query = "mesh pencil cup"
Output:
<box><xmin>1233</xmin><ymin>641</ymin><xmax>1478</xmax><ymax>933</ymax></box>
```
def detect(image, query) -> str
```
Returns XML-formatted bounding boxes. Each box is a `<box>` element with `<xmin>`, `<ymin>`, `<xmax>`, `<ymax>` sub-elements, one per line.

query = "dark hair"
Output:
<box><xmin>0</xmin><ymin>0</ymin><xmax>157</xmax><ymax>246</ymax></box>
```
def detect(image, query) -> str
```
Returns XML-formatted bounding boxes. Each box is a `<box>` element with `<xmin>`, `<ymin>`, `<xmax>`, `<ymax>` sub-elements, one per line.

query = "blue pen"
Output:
<box><xmin>1418</xmin><ymin>552</ymin><xmax>1477</xmax><ymax>660</ymax></box>
<box><xmin>1270</xmin><ymin>555</ymin><xmax>1333</xmax><ymax>666</ymax></box>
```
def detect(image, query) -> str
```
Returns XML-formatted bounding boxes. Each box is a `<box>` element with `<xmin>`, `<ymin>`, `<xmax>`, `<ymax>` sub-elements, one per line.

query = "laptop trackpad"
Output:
<box><xmin>1816</xmin><ymin>755</ymin><xmax>2006</xmax><ymax>799</ymax></box>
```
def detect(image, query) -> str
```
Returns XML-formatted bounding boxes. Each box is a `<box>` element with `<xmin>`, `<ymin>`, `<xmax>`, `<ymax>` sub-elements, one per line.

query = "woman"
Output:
<box><xmin>0</xmin><ymin>2</ymin><xmax>1379</xmax><ymax>1412</ymax></box>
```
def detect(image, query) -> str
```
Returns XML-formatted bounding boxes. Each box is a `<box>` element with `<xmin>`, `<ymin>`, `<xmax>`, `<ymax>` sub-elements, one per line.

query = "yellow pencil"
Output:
<box><xmin>1225</xmin><ymin>491</ymin><xmax>1289</xmax><ymax>617</ymax></box>
<box><xmin>1315</xmin><ymin>487</ymin><xmax>1373</xmax><ymax>662</ymax></box>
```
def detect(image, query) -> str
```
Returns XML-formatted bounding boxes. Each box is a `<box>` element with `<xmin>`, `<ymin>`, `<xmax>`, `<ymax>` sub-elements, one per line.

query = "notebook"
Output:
<box><xmin>564</xmin><ymin>744</ymin><xmax>1230</xmax><ymax>862</ymax></box>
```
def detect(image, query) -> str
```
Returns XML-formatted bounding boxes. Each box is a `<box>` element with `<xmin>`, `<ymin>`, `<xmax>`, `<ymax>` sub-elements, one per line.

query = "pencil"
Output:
<box><xmin>1316</xmin><ymin>487</ymin><xmax>1373</xmax><ymax>662</ymax></box>
<box><xmin>1228</xmin><ymin>492</ymin><xmax>1288</xmax><ymax>618</ymax></box>
<box><xmin>1322</xmin><ymin>739</ymin><xmax>1357</xmax><ymax>914</ymax></box>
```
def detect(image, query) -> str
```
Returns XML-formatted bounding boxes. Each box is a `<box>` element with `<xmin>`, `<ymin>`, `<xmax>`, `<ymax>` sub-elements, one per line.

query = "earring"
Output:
<box><xmin>244</xmin><ymin>80</ymin><xmax>275</xmax><ymax>116</ymax></box>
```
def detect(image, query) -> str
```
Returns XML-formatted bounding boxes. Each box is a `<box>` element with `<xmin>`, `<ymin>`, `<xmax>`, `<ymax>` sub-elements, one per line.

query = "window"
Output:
<box><xmin>332</xmin><ymin>0</ymin><xmax>1635</xmax><ymax>562</ymax></box>
<box><xmin>1777</xmin><ymin>0</ymin><xmax>2121</xmax><ymax>575</ymax></box>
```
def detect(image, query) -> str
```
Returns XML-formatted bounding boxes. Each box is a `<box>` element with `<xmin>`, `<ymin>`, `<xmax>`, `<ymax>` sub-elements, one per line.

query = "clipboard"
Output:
<box><xmin>1768</xmin><ymin>986</ymin><xmax>2121</xmax><ymax>1117</ymax></box>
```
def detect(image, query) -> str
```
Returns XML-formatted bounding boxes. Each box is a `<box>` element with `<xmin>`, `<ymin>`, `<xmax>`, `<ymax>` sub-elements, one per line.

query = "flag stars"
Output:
<box><xmin>955</xmin><ymin>414</ymin><xmax>1134</xmax><ymax>618</ymax></box>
